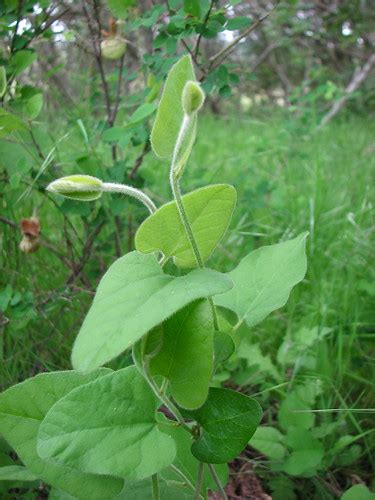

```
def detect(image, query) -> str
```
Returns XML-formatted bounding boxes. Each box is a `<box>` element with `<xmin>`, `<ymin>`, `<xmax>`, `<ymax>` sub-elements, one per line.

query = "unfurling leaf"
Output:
<box><xmin>183</xmin><ymin>388</ymin><xmax>262</xmax><ymax>463</ymax></box>
<box><xmin>215</xmin><ymin>232</ymin><xmax>308</xmax><ymax>327</ymax></box>
<box><xmin>37</xmin><ymin>367</ymin><xmax>176</xmax><ymax>481</ymax></box>
<box><xmin>135</xmin><ymin>184</ymin><xmax>237</xmax><ymax>268</ymax></box>
<box><xmin>151</xmin><ymin>55</ymin><xmax>196</xmax><ymax>159</ymax></box>
<box><xmin>72</xmin><ymin>251</ymin><xmax>232</xmax><ymax>372</ymax></box>
<box><xmin>182</xmin><ymin>81</ymin><xmax>205</xmax><ymax>115</ymax></box>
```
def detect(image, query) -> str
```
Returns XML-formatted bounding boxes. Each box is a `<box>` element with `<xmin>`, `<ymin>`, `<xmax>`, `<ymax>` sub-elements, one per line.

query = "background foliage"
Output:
<box><xmin>0</xmin><ymin>0</ymin><xmax>374</xmax><ymax>498</ymax></box>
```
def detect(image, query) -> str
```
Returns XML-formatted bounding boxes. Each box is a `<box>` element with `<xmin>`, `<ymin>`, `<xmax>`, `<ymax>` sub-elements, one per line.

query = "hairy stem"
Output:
<box><xmin>102</xmin><ymin>182</ymin><xmax>156</xmax><ymax>214</ymax></box>
<box><xmin>151</xmin><ymin>474</ymin><xmax>160</xmax><ymax>500</ymax></box>
<box><xmin>142</xmin><ymin>359</ymin><xmax>193</xmax><ymax>435</ymax></box>
<box><xmin>170</xmin><ymin>465</ymin><xmax>204</xmax><ymax>497</ymax></box>
<box><xmin>194</xmin><ymin>462</ymin><xmax>205</xmax><ymax>500</ymax></box>
<box><xmin>169</xmin><ymin>114</ymin><xmax>220</xmax><ymax>330</ymax></box>
<box><xmin>208</xmin><ymin>464</ymin><xmax>228</xmax><ymax>500</ymax></box>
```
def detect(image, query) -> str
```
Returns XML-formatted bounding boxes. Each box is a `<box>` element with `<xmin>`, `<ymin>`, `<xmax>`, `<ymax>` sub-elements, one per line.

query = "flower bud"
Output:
<box><xmin>46</xmin><ymin>175</ymin><xmax>103</xmax><ymax>201</ymax></box>
<box><xmin>100</xmin><ymin>37</ymin><xmax>126</xmax><ymax>60</ymax></box>
<box><xmin>182</xmin><ymin>81</ymin><xmax>205</xmax><ymax>115</ymax></box>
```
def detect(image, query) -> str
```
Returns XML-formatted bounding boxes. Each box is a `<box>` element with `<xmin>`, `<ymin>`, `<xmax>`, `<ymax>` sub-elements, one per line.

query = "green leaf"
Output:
<box><xmin>342</xmin><ymin>485</ymin><xmax>375</xmax><ymax>500</ymax></box>
<box><xmin>282</xmin><ymin>428</ymin><xmax>324</xmax><ymax>477</ymax></box>
<box><xmin>225</xmin><ymin>16</ymin><xmax>252</xmax><ymax>30</ymax></box>
<box><xmin>160</xmin><ymin>422</ymin><xmax>229</xmax><ymax>493</ymax></box>
<box><xmin>237</xmin><ymin>341</ymin><xmax>280</xmax><ymax>380</ymax></box>
<box><xmin>215</xmin><ymin>232</ymin><xmax>308</xmax><ymax>327</ymax></box>
<box><xmin>213</xmin><ymin>330</ymin><xmax>235</xmax><ymax>364</ymax></box>
<box><xmin>0</xmin><ymin>370</ymin><xmax>123</xmax><ymax>499</ymax></box>
<box><xmin>25</xmin><ymin>93</ymin><xmax>43</xmax><ymax>119</ymax></box>
<box><xmin>135</xmin><ymin>184</ymin><xmax>237</xmax><ymax>268</ymax></box>
<box><xmin>72</xmin><ymin>251</ymin><xmax>232</xmax><ymax>372</ymax></box>
<box><xmin>249</xmin><ymin>427</ymin><xmax>286</xmax><ymax>460</ymax></box>
<box><xmin>0</xmin><ymin>66</ymin><xmax>6</xmax><ymax>98</ymax></box>
<box><xmin>151</xmin><ymin>55</ymin><xmax>196</xmax><ymax>159</ymax></box>
<box><xmin>278</xmin><ymin>380</ymin><xmax>322</xmax><ymax>431</ymax></box>
<box><xmin>107</xmin><ymin>0</ymin><xmax>136</xmax><ymax>19</ymax></box>
<box><xmin>37</xmin><ymin>366</ymin><xmax>176</xmax><ymax>481</ymax></box>
<box><xmin>126</xmin><ymin>102</ymin><xmax>157</xmax><ymax>127</ymax></box>
<box><xmin>184</xmin><ymin>0</ymin><xmax>201</xmax><ymax>17</ymax></box>
<box><xmin>0</xmin><ymin>465</ymin><xmax>37</xmax><ymax>481</ymax></box>
<box><xmin>149</xmin><ymin>300</ymin><xmax>214</xmax><ymax>409</ymax></box>
<box><xmin>0</xmin><ymin>108</ymin><xmax>27</xmax><ymax>137</ymax></box>
<box><xmin>9</xmin><ymin>50</ymin><xmax>37</xmax><ymax>76</ymax></box>
<box><xmin>183</xmin><ymin>388</ymin><xmax>262</xmax><ymax>463</ymax></box>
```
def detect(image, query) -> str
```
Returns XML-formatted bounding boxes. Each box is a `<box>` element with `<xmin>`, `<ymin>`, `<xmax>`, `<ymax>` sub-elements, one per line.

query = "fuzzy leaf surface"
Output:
<box><xmin>183</xmin><ymin>388</ymin><xmax>262</xmax><ymax>463</ymax></box>
<box><xmin>37</xmin><ymin>367</ymin><xmax>176</xmax><ymax>481</ymax></box>
<box><xmin>215</xmin><ymin>232</ymin><xmax>308</xmax><ymax>327</ymax></box>
<box><xmin>72</xmin><ymin>251</ymin><xmax>232</xmax><ymax>371</ymax></box>
<box><xmin>150</xmin><ymin>300</ymin><xmax>214</xmax><ymax>409</ymax></box>
<box><xmin>135</xmin><ymin>185</ymin><xmax>237</xmax><ymax>268</ymax></box>
<box><xmin>0</xmin><ymin>370</ymin><xmax>122</xmax><ymax>499</ymax></box>
<box><xmin>151</xmin><ymin>55</ymin><xmax>195</xmax><ymax>159</ymax></box>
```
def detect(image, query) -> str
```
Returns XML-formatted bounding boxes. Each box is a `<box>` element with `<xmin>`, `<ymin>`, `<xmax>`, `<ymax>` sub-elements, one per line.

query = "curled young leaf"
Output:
<box><xmin>182</xmin><ymin>81</ymin><xmax>205</xmax><ymax>115</ymax></box>
<box><xmin>151</xmin><ymin>55</ymin><xmax>196</xmax><ymax>159</ymax></box>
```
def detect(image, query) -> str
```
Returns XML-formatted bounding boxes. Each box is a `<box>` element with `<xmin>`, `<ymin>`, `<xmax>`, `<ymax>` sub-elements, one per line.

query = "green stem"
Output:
<box><xmin>208</xmin><ymin>464</ymin><xmax>228</xmax><ymax>500</ymax></box>
<box><xmin>142</xmin><ymin>358</ymin><xmax>193</xmax><ymax>435</ymax></box>
<box><xmin>170</xmin><ymin>465</ymin><xmax>204</xmax><ymax>498</ymax></box>
<box><xmin>194</xmin><ymin>462</ymin><xmax>205</xmax><ymax>500</ymax></box>
<box><xmin>151</xmin><ymin>474</ymin><xmax>160</xmax><ymax>500</ymax></box>
<box><xmin>169</xmin><ymin>114</ymin><xmax>220</xmax><ymax>331</ymax></box>
<box><xmin>102</xmin><ymin>182</ymin><xmax>156</xmax><ymax>214</ymax></box>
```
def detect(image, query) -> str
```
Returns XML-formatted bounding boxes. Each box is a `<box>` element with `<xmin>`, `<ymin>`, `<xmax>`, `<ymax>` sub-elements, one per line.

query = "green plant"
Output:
<box><xmin>0</xmin><ymin>55</ymin><xmax>308</xmax><ymax>499</ymax></box>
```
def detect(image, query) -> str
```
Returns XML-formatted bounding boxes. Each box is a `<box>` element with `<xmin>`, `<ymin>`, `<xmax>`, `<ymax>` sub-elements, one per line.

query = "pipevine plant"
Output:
<box><xmin>0</xmin><ymin>55</ymin><xmax>308</xmax><ymax>499</ymax></box>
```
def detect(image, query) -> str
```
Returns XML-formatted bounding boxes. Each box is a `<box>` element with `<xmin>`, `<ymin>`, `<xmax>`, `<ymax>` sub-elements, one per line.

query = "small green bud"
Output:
<box><xmin>100</xmin><ymin>37</ymin><xmax>126</xmax><ymax>60</ymax></box>
<box><xmin>46</xmin><ymin>175</ymin><xmax>103</xmax><ymax>201</ymax></box>
<box><xmin>182</xmin><ymin>81</ymin><xmax>205</xmax><ymax>115</ymax></box>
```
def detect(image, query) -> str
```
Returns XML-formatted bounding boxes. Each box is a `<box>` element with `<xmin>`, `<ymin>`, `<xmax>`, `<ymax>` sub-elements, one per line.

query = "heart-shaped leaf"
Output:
<box><xmin>215</xmin><ymin>232</ymin><xmax>308</xmax><ymax>327</ymax></box>
<box><xmin>135</xmin><ymin>185</ymin><xmax>237</xmax><ymax>268</ymax></box>
<box><xmin>149</xmin><ymin>300</ymin><xmax>214</xmax><ymax>409</ymax></box>
<box><xmin>37</xmin><ymin>366</ymin><xmax>176</xmax><ymax>481</ymax></box>
<box><xmin>0</xmin><ymin>370</ymin><xmax>122</xmax><ymax>499</ymax></box>
<box><xmin>183</xmin><ymin>388</ymin><xmax>262</xmax><ymax>463</ymax></box>
<box><xmin>151</xmin><ymin>55</ymin><xmax>195</xmax><ymax>160</ymax></box>
<box><xmin>72</xmin><ymin>251</ymin><xmax>232</xmax><ymax>372</ymax></box>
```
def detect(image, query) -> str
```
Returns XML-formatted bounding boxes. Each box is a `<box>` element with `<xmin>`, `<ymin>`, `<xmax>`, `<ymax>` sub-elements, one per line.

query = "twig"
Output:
<box><xmin>194</xmin><ymin>0</ymin><xmax>215</xmax><ymax>57</ymax></box>
<box><xmin>0</xmin><ymin>216</ymin><xmax>17</xmax><ymax>229</ymax></box>
<box><xmin>10</xmin><ymin>0</ymin><xmax>24</xmax><ymax>53</ymax></box>
<box><xmin>206</xmin><ymin>6</ymin><xmax>276</xmax><ymax>75</ymax></box>
<box><xmin>128</xmin><ymin>141</ymin><xmax>151</xmax><ymax>179</ymax></box>
<box><xmin>82</xmin><ymin>0</ymin><xmax>112</xmax><ymax>119</ymax></box>
<box><xmin>318</xmin><ymin>53</ymin><xmax>375</xmax><ymax>128</ymax></box>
